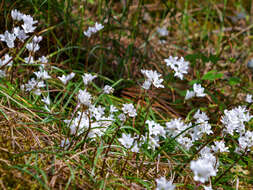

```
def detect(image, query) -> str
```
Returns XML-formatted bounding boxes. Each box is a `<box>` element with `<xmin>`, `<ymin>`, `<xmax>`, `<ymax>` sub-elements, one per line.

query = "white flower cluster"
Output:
<box><xmin>166</xmin><ymin>118</ymin><xmax>193</xmax><ymax>150</ymax></box>
<box><xmin>83</xmin><ymin>22</ymin><xmax>104</xmax><ymax>37</ymax></box>
<box><xmin>164</xmin><ymin>56</ymin><xmax>189</xmax><ymax>80</ymax></box>
<box><xmin>165</xmin><ymin>110</ymin><xmax>213</xmax><ymax>150</ymax></box>
<box><xmin>139</xmin><ymin>120</ymin><xmax>167</xmax><ymax>150</ymax></box>
<box><xmin>221</xmin><ymin>106</ymin><xmax>252</xmax><ymax>136</ymax></box>
<box><xmin>185</xmin><ymin>83</ymin><xmax>206</xmax><ymax>100</ymax></box>
<box><xmin>65</xmin><ymin>105</ymin><xmax>115</xmax><ymax>138</ymax></box>
<box><xmin>0</xmin><ymin>9</ymin><xmax>38</xmax><ymax>48</ymax></box>
<box><xmin>141</xmin><ymin>69</ymin><xmax>164</xmax><ymax>90</ymax></box>
<box><xmin>77</xmin><ymin>73</ymin><xmax>97</xmax><ymax>106</ymax></box>
<box><xmin>155</xmin><ymin>177</ymin><xmax>175</xmax><ymax>190</ymax></box>
<box><xmin>118</xmin><ymin>133</ymin><xmax>139</xmax><ymax>153</ymax></box>
<box><xmin>122</xmin><ymin>103</ymin><xmax>137</xmax><ymax>117</ymax></box>
<box><xmin>22</xmin><ymin>65</ymin><xmax>51</xmax><ymax>96</ymax></box>
<box><xmin>221</xmin><ymin>106</ymin><xmax>253</xmax><ymax>153</ymax></box>
<box><xmin>190</xmin><ymin>109</ymin><xmax>213</xmax><ymax>141</ymax></box>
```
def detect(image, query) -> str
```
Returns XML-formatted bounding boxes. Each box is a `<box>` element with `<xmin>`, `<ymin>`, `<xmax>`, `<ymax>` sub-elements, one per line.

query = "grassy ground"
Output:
<box><xmin>0</xmin><ymin>0</ymin><xmax>253</xmax><ymax>189</ymax></box>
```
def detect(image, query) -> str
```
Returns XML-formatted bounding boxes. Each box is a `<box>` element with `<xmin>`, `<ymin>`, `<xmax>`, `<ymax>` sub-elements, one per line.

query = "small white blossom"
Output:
<box><xmin>78</xmin><ymin>89</ymin><xmax>92</xmax><ymax>106</ymax></box>
<box><xmin>155</xmin><ymin>177</ymin><xmax>175</xmax><ymax>190</ymax></box>
<box><xmin>0</xmin><ymin>54</ymin><xmax>13</xmax><ymax>67</ymax></box>
<box><xmin>103</xmin><ymin>85</ymin><xmax>114</xmax><ymax>94</ymax></box>
<box><xmin>118</xmin><ymin>113</ymin><xmax>126</xmax><ymax>121</ymax></box>
<box><xmin>185</xmin><ymin>90</ymin><xmax>195</xmax><ymax>100</ymax></box>
<box><xmin>245</xmin><ymin>94</ymin><xmax>252</xmax><ymax>103</ymax></box>
<box><xmin>109</xmin><ymin>105</ymin><xmax>118</xmax><ymax>113</ymax></box>
<box><xmin>11</xmin><ymin>9</ymin><xmax>24</xmax><ymax>21</ymax></box>
<box><xmin>141</xmin><ymin>69</ymin><xmax>164</xmax><ymax>89</ymax></box>
<box><xmin>122</xmin><ymin>103</ymin><xmax>137</xmax><ymax>117</ymax></box>
<box><xmin>24</xmin><ymin>78</ymin><xmax>45</xmax><ymax>95</ymax></box>
<box><xmin>156</xmin><ymin>27</ymin><xmax>169</xmax><ymax>37</ymax></box>
<box><xmin>221</xmin><ymin>106</ymin><xmax>252</xmax><ymax>136</ymax></box>
<box><xmin>58</xmin><ymin>72</ymin><xmax>75</xmax><ymax>85</ymax></box>
<box><xmin>238</xmin><ymin>130</ymin><xmax>253</xmax><ymax>151</ymax></box>
<box><xmin>164</xmin><ymin>56</ymin><xmax>189</xmax><ymax>80</ymax></box>
<box><xmin>193</xmin><ymin>83</ymin><xmax>206</xmax><ymax>97</ymax></box>
<box><xmin>13</xmin><ymin>27</ymin><xmax>28</xmax><ymax>42</ymax></box>
<box><xmin>203</xmin><ymin>185</ymin><xmax>213</xmax><ymax>190</ymax></box>
<box><xmin>211</xmin><ymin>141</ymin><xmax>229</xmax><ymax>153</ymax></box>
<box><xmin>118</xmin><ymin>133</ymin><xmax>134</xmax><ymax>149</ymax></box>
<box><xmin>24</xmin><ymin>56</ymin><xmax>35</xmax><ymax>64</ymax></box>
<box><xmin>34</xmin><ymin>67</ymin><xmax>51</xmax><ymax>80</ymax></box>
<box><xmin>38</xmin><ymin>56</ymin><xmax>48</xmax><ymax>64</ymax></box>
<box><xmin>21</xmin><ymin>14</ymin><xmax>38</xmax><ymax>33</ymax></box>
<box><xmin>0</xmin><ymin>31</ymin><xmax>16</xmax><ymax>48</ymax></box>
<box><xmin>190</xmin><ymin>158</ymin><xmax>217</xmax><ymax>183</ymax></box>
<box><xmin>83</xmin><ymin>22</ymin><xmax>104</xmax><ymax>37</ymax></box>
<box><xmin>82</xmin><ymin>73</ymin><xmax>97</xmax><ymax>85</ymax></box>
<box><xmin>41</xmin><ymin>95</ymin><xmax>50</xmax><ymax>105</ymax></box>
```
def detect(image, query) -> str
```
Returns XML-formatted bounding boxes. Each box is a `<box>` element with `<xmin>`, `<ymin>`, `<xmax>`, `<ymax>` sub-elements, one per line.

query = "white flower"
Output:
<box><xmin>190</xmin><ymin>158</ymin><xmax>217</xmax><ymax>183</ymax></box>
<box><xmin>11</xmin><ymin>9</ymin><xmax>23</xmax><ymax>21</ymax></box>
<box><xmin>109</xmin><ymin>105</ymin><xmax>118</xmax><ymax>113</ymax></box>
<box><xmin>211</xmin><ymin>141</ymin><xmax>229</xmax><ymax>153</ymax></box>
<box><xmin>221</xmin><ymin>106</ymin><xmax>252</xmax><ymax>136</ymax></box>
<box><xmin>24</xmin><ymin>56</ymin><xmax>35</xmax><ymax>64</ymax></box>
<box><xmin>26</xmin><ymin>42</ymin><xmax>40</xmax><ymax>52</ymax></box>
<box><xmin>118</xmin><ymin>113</ymin><xmax>126</xmax><ymax>121</ymax></box>
<box><xmin>238</xmin><ymin>130</ymin><xmax>253</xmax><ymax>150</ymax></box>
<box><xmin>185</xmin><ymin>90</ymin><xmax>195</xmax><ymax>100</ymax></box>
<box><xmin>82</xmin><ymin>73</ymin><xmax>97</xmax><ymax>85</ymax></box>
<box><xmin>103</xmin><ymin>85</ymin><xmax>114</xmax><ymax>94</ymax></box>
<box><xmin>83</xmin><ymin>22</ymin><xmax>104</xmax><ymax>37</ymax></box>
<box><xmin>94</xmin><ymin>22</ymin><xmax>104</xmax><ymax>31</ymax></box>
<box><xmin>194</xmin><ymin>110</ymin><xmax>209</xmax><ymax>121</ymax></box>
<box><xmin>130</xmin><ymin>142</ymin><xmax>139</xmax><ymax>153</ymax></box>
<box><xmin>177</xmin><ymin>136</ymin><xmax>193</xmax><ymax>150</ymax></box>
<box><xmin>155</xmin><ymin>177</ymin><xmax>175</xmax><ymax>190</ymax></box>
<box><xmin>38</xmin><ymin>56</ymin><xmax>48</xmax><ymax>63</ymax></box>
<box><xmin>122</xmin><ymin>103</ymin><xmax>137</xmax><ymax>117</ymax></box>
<box><xmin>0</xmin><ymin>54</ymin><xmax>13</xmax><ymax>67</ymax></box>
<box><xmin>165</xmin><ymin>118</ymin><xmax>188</xmax><ymax>136</ymax></box>
<box><xmin>193</xmin><ymin>83</ymin><xmax>206</xmax><ymax>97</ymax></box>
<box><xmin>146</xmin><ymin>120</ymin><xmax>166</xmax><ymax>138</ymax></box>
<box><xmin>21</xmin><ymin>14</ymin><xmax>38</xmax><ymax>33</ymax></box>
<box><xmin>41</xmin><ymin>95</ymin><xmax>50</xmax><ymax>105</ymax></box>
<box><xmin>58</xmin><ymin>72</ymin><xmax>75</xmax><ymax>85</ymax></box>
<box><xmin>118</xmin><ymin>133</ymin><xmax>134</xmax><ymax>149</ymax></box>
<box><xmin>78</xmin><ymin>89</ymin><xmax>92</xmax><ymax>106</ymax></box>
<box><xmin>141</xmin><ymin>69</ymin><xmax>164</xmax><ymax>89</ymax></box>
<box><xmin>156</xmin><ymin>27</ymin><xmax>169</xmax><ymax>37</ymax></box>
<box><xmin>13</xmin><ymin>27</ymin><xmax>28</xmax><ymax>42</ymax></box>
<box><xmin>83</xmin><ymin>30</ymin><xmax>92</xmax><ymax>38</ymax></box>
<box><xmin>0</xmin><ymin>31</ymin><xmax>16</xmax><ymax>48</ymax></box>
<box><xmin>34</xmin><ymin>67</ymin><xmax>51</xmax><ymax>80</ymax></box>
<box><xmin>164</xmin><ymin>56</ymin><xmax>189</xmax><ymax>80</ymax></box>
<box><xmin>24</xmin><ymin>78</ymin><xmax>45</xmax><ymax>95</ymax></box>
<box><xmin>245</xmin><ymin>94</ymin><xmax>252</xmax><ymax>103</ymax></box>
<box><xmin>32</xmin><ymin>36</ymin><xmax>43</xmax><ymax>43</ymax></box>
<box><xmin>203</xmin><ymin>185</ymin><xmax>213</xmax><ymax>190</ymax></box>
